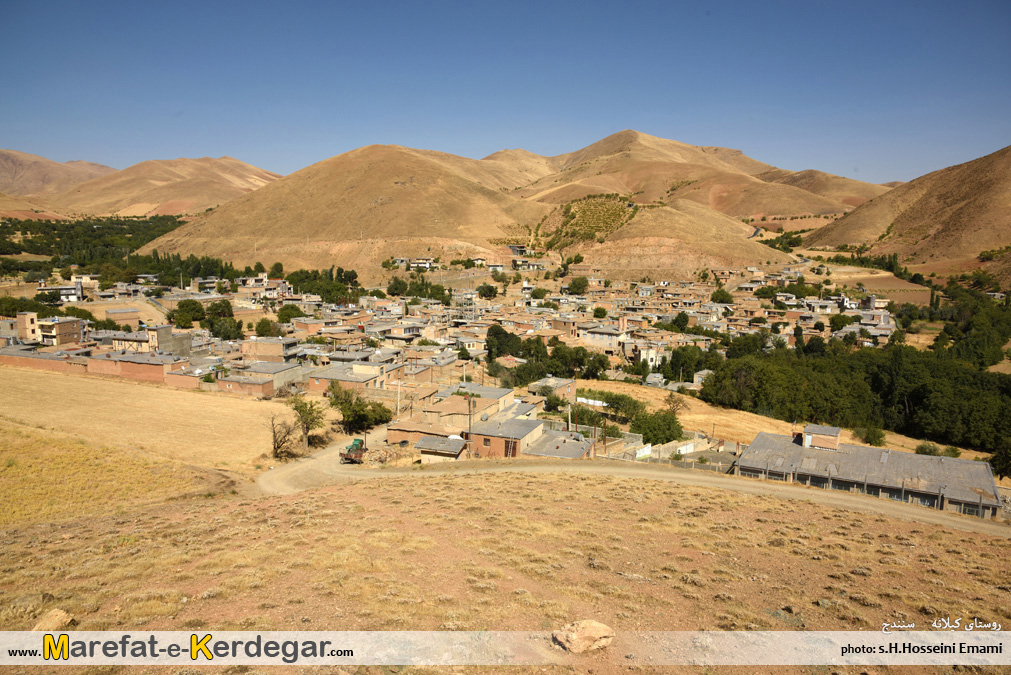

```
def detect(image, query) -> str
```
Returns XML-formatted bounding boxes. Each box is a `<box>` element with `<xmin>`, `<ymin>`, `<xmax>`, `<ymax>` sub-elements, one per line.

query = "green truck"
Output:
<box><xmin>340</xmin><ymin>438</ymin><xmax>365</xmax><ymax>464</ymax></box>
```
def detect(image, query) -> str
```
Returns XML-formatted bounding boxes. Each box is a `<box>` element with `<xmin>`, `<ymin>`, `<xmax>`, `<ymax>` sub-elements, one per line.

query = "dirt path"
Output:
<box><xmin>256</xmin><ymin>452</ymin><xmax>1011</xmax><ymax>538</ymax></box>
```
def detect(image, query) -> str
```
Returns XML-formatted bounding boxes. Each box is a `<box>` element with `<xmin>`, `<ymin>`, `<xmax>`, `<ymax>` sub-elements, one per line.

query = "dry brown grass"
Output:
<box><xmin>1</xmin><ymin>467</ymin><xmax>1007</xmax><ymax>655</ymax></box>
<box><xmin>0</xmin><ymin>365</ymin><xmax>294</xmax><ymax>472</ymax></box>
<box><xmin>0</xmin><ymin>419</ymin><xmax>205</xmax><ymax>526</ymax></box>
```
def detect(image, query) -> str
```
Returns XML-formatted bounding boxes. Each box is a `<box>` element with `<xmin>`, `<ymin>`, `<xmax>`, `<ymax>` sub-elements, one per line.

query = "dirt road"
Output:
<box><xmin>256</xmin><ymin>449</ymin><xmax>1010</xmax><ymax>538</ymax></box>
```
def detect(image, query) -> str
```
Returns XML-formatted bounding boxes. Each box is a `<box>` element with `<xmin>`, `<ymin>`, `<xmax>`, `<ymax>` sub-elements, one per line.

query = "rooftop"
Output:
<box><xmin>741</xmin><ymin>432</ymin><xmax>1000</xmax><ymax>507</ymax></box>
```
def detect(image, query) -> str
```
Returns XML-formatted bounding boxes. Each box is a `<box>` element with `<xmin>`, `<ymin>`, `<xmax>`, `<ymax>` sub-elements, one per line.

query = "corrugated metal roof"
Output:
<box><xmin>741</xmin><ymin>432</ymin><xmax>1000</xmax><ymax>507</ymax></box>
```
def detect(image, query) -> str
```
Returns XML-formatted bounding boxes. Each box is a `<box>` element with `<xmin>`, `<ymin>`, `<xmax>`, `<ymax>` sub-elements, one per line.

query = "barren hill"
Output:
<box><xmin>0</xmin><ymin>149</ymin><xmax>115</xmax><ymax>197</ymax></box>
<box><xmin>557</xmin><ymin>199</ymin><xmax>793</xmax><ymax>278</ymax></box>
<box><xmin>518</xmin><ymin>131</ymin><xmax>853</xmax><ymax>218</ymax></box>
<box><xmin>0</xmin><ymin>191</ymin><xmax>65</xmax><ymax>220</ymax></box>
<box><xmin>140</xmin><ymin>145</ymin><xmax>552</xmax><ymax>270</ymax></box>
<box><xmin>805</xmin><ymin>145</ymin><xmax>1011</xmax><ymax>275</ymax></box>
<box><xmin>142</xmin><ymin>130</ymin><xmax>886</xmax><ymax>276</ymax></box>
<box><xmin>757</xmin><ymin>168</ymin><xmax>890</xmax><ymax>207</ymax></box>
<box><xmin>49</xmin><ymin>156</ymin><xmax>281</xmax><ymax>217</ymax></box>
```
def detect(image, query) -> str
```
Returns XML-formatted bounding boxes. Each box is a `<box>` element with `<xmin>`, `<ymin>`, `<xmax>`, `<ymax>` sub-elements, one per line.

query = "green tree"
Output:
<box><xmin>328</xmin><ymin>384</ymin><xmax>393</xmax><ymax>434</ymax></box>
<box><xmin>531</xmin><ymin>287</ymin><xmax>549</xmax><ymax>300</ymax></box>
<box><xmin>277</xmin><ymin>304</ymin><xmax>306</xmax><ymax>324</ymax></box>
<box><xmin>34</xmin><ymin>290</ymin><xmax>62</xmax><ymax>305</ymax></box>
<box><xmin>457</xmin><ymin>345</ymin><xmax>472</xmax><ymax>360</ymax></box>
<box><xmin>171</xmin><ymin>298</ymin><xmax>205</xmax><ymax>327</ymax></box>
<box><xmin>387</xmin><ymin>276</ymin><xmax>409</xmax><ymax>296</ymax></box>
<box><xmin>208</xmin><ymin>317</ymin><xmax>244</xmax><ymax>340</ymax></box>
<box><xmin>255</xmin><ymin>317</ymin><xmax>280</xmax><ymax>337</ymax></box>
<box><xmin>711</xmin><ymin>288</ymin><xmax>734</xmax><ymax>304</ymax></box>
<box><xmin>268</xmin><ymin>262</ymin><xmax>284</xmax><ymax>278</ymax></box>
<box><xmin>288</xmin><ymin>394</ymin><xmax>327</xmax><ymax>449</ymax></box>
<box><xmin>630</xmin><ymin>410</ymin><xmax>684</xmax><ymax>445</ymax></box>
<box><xmin>206</xmin><ymin>299</ymin><xmax>233</xmax><ymax>318</ymax></box>
<box><xmin>476</xmin><ymin>283</ymin><xmax>498</xmax><ymax>299</ymax></box>
<box><xmin>567</xmin><ymin>276</ymin><xmax>589</xmax><ymax>295</ymax></box>
<box><xmin>593</xmin><ymin>307</ymin><xmax>607</xmax><ymax>319</ymax></box>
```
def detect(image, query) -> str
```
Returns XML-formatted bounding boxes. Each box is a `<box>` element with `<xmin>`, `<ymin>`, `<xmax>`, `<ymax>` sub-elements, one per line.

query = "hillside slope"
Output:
<box><xmin>49</xmin><ymin>156</ymin><xmax>281</xmax><ymax>217</ymax></box>
<box><xmin>0</xmin><ymin>191</ymin><xmax>65</xmax><ymax>220</ymax></box>
<box><xmin>757</xmin><ymin>168</ymin><xmax>891</xmax><ymax>207</ymax></box>
<box><xmin>805</xmin><ymin>145</ymin><xmax>1011</xmax><ymax>275</ymax></box>
<box><xmin>519</xmin><ymin>131</ymin><xmax>851</xmax><ymax>218</ymax></box>
<box><xmin>0</xmin><ymin>149</ymin><xmax>115</xmax><ymax>198</ymax></box>
<box><xmin>140</xmin><ymin>145</ymin><xmax>552</xmax><ymax>271</ymax></box>
<box><xmin>142</xmin><ymin>130</ymin><xmax>878</xmax><ymax>276</ymax></box>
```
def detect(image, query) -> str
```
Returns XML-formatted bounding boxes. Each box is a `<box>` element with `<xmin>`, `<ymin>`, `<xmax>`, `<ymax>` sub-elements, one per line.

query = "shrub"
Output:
<box><xmin>915</xmin><ymin>442</ymin><xmax>941</xmax><ymax>456</ymax></box>
<box><xmin>860</xmin><ymin>427</ymin><xmax>886</xmax><ymax>447</ymax></box>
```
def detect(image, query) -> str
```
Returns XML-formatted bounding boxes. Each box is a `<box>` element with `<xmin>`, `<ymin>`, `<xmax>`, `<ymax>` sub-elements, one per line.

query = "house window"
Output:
<box><xmin>483</xmin><ymin>438</ymin><xmax>491</xmax><ymax>447</ymax></box>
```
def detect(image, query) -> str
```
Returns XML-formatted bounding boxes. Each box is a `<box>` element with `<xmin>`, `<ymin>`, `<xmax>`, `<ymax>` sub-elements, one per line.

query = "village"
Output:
<box><xmin>1</xmin><ymin>249</ymin><xmax>1003</xmax><ymax>522</ymax></box>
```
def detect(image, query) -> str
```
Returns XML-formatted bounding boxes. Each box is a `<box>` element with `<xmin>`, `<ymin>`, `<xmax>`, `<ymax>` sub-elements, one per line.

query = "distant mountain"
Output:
<box><xmin>0</xmin><ymin>149</ymin><xmax>116</xmax><ymax>198</ymax></box>
<box><xmin>756</xmin><ymin>168</ymin><xmax>890</xmax><ymax>208</ymax></box>
<box><xmin>805</xmin><ymin>145</ymin><xmax>1011</xmax><ymax>277</ymax></box>
<box><xmin>49</xmin><ymin>156</ymin><xmax>282</xmax><ymax>217</ymax></box>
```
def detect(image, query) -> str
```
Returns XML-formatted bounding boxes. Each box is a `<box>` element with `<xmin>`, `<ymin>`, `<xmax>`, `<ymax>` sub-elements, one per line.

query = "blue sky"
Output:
<box><xmin>2</xmin><ymin>0</ymin><xmax>1009</xmax><ymax>183</ymax></box>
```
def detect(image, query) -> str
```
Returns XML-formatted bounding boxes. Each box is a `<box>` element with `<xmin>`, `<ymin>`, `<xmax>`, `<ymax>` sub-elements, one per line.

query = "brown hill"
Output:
<box><xmin>49</xmin><ymin>156</ymin><xmax>281</xmax><ymax>217</ymax></box>
<box><xmin>143</xmin><ymin>131</ymin><xmax>875</xmax><ymax>276</ymax></box>
<box><xmin>518</xmin><ymin>131</ymin><xmax>851</xmax><ymax>218</ymax></box>
<box><xmin>139</xmin><ymin>145</ymin><xmax>551</xmax><ymax>271</ymax></box>
<box><xmin>0</xmin><ymin>191</ymin><xmax>65</xmax><ymax>220</ymax></box>
<box><xmin>757</xmin><ymin>168</ymin><xmax>891</xmax><ymax>207</ymax></box>
<box><xmin>0</xmin><ymin>149</ymin><xmax>115</xmax><ymax>198</ymax></box>
<box><xmin>558</xmin><ymin>199</ymin><xmax>793</xmax><ymax>279</ymax></box>
<box><xmin>805</xmin><ymin>145</ymin><xmax>1011</xmax><ymax>276</ymax></box>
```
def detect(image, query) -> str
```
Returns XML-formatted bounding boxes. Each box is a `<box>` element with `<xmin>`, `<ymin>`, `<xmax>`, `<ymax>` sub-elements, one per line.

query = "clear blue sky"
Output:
<box><xmin>2</xmin><ymin>0</ymin><xmax>1009</xmax><ymax>183</ymax></box>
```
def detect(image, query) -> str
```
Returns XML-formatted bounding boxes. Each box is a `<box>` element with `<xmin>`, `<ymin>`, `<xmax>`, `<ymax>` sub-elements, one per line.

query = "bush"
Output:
<box><xmin>567</xmin><ymin>276</ymin><xmax>589</xmax><ymax>295</ymax></box>
<box><xmin>629</xmin><ymin>410</ymin><xmax>684</xmax><ymax>445</ymax></box>
<box><xmin>859</xmin><ymin>427</ymin><xmax>886</xmax><ymax>447</ymax></box>
<box><xmin>915</xmin><ymin>441</ymin><xmax>941</xmax><ymax>456</ymax></box>
<box><xmin>276</xmin><ymin>304</ymin><xmax>306</xmax><ymax>324</ymax></box>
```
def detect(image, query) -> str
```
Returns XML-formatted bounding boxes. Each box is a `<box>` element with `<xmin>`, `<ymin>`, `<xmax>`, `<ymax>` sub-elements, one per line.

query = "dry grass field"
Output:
<box><xmin>0</xmin><ymin>420</ymin><xmax>211</xmax><ymax>527</ymax></box>
<box><xmin>0</xmin><ymin>366</ymin><xmax>292</xmax><ymax>473</ymax></box>
<box><xmin>1</xmin><ymin>465</ymin><xmax>1009</xmax><ymax>674</ymax></box>
<box><xmin>2</xmin><ymin>364</ymin><xmax>1009</xmax><ymax>673</ymax></box>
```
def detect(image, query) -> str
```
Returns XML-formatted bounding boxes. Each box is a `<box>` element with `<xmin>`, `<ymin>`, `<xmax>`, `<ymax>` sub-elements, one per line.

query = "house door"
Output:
<box><xmin>505</xmin><ymin>440</ymin><xmax>517</xmax><ymax>458</ymax></box>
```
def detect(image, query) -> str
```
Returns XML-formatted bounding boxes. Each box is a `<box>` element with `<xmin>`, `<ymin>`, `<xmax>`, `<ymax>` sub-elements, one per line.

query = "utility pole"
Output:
<box><xmin>466</xmin><ymin>394</ymin><xmax>473</xmax><ymax>459</ymax></box>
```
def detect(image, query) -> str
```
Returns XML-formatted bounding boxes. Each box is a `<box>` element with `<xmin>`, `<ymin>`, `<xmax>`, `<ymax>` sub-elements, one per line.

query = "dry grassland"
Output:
<box><xmin>0</xmin><ymin>366</ymin><xmax>292</xmax><ymax>473</ymax></box>
<box><xmin>0</xmin><ymin>420</ymin><xmax>208</xmax><ymax>527</ymax></box>
<box><xmin>2</xmin><ymin>468</ymin><xmax>1008</xmax><ymax>675</ymax></box>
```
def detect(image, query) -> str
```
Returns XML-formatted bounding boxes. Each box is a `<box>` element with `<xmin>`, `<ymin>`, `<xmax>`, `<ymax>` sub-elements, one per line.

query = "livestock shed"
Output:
<box><xmin>739</xmin><ymin>432</ymin><xmax>1001</xmax><ymax>518</ymax></box>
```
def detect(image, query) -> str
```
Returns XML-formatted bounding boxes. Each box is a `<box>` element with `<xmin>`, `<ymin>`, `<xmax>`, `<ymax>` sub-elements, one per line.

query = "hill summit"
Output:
<box><xmin>143</xmin><ymin>130</ymin><xmax>894</xmax><ymax>278</ymax></box>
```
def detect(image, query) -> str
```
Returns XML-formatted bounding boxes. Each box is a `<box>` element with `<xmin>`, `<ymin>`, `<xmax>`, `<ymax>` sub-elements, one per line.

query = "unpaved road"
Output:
<box><xmin>257</xmin><ymin>447</ymin><xmax>1011</xmax><ymax>538</ymax></box>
